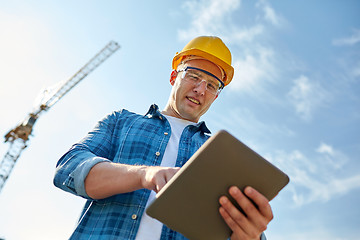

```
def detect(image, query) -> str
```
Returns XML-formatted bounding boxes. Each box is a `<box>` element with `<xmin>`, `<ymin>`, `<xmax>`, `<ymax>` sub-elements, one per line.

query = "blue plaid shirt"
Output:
<box><xmin>54</xmin><ymin>104</ymin><xmax>212</xmax><ymax>240</ymax></box>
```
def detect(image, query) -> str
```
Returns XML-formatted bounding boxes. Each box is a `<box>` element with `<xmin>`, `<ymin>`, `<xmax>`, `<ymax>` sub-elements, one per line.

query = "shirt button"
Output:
<box><xmin>155</xmin><ymin>151</ymin><xmax>161</xmax><ymax>156</ymax></box>
<box><xmin>159</xmin><ymin>116</ymin><xmax>163</xmax><ymax>120</ymax></box>
<box><xmin>131</xmin><ymin>214</ymin><xmax>137</xmax><ymax>220</ymax></box>
<box><xmin>164</xmin><ymin>132</ymin><xmax>169</xmax><ymax>135</ymax></box>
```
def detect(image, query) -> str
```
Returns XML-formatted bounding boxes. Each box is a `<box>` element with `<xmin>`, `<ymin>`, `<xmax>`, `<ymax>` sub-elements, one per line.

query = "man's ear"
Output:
<box><xmin>170</xmin><ymin>70</ymin><xmax>178</xmax><ymax>85</ymax></box>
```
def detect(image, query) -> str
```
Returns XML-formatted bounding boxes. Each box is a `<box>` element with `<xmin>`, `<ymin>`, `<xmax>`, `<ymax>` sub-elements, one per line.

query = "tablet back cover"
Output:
<box><xmin>146</xmin><ymin>130</ymin><xmax>289</xmax><ymax>240</ymax></box>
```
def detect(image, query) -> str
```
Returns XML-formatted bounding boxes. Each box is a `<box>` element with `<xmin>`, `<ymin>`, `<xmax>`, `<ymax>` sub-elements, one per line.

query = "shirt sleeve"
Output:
<box><xmin>261</xmin><ymin>232</ymin><xmax>267</xmax><ymax>240</ymax></box>
<box><xmin>227</xmin><ymin>232</ymin><xmax>266</xmax><ymax>240</ymax></box>
<box><xmin>53</xmin><ymin>111</ymin><xmax>120</xmax><ymax>199</ymax></box>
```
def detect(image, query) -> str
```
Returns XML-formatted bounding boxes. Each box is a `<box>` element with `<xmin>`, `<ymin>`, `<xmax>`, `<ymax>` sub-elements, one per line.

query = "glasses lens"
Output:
<box><xmin>182</xmin><ymin>69</ymin><xmax>221</xmax><ymax>95</ymax></box>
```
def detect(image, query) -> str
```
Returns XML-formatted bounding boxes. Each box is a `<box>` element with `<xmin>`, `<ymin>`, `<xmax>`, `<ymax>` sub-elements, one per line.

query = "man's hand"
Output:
<box><xmin>85</xmin><ymin>162</ymin><xmax>180</xmax><ymax>199</ymax></box>
<box><xmin>219</xmin><ymin>186</ymin><xmax>273</xmax><ymax>240</ymax></box>
<box><xmin>140</xmin><ymin>166</ymin><xmax>180</xmax><ymax>193</ymax></box>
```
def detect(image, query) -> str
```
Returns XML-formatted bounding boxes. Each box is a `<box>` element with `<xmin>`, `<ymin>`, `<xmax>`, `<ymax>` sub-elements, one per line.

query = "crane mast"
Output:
<box><xmin>0</xmin><ymin>41</ymin><xmax>120</xmax><ymax>193</ymax></box>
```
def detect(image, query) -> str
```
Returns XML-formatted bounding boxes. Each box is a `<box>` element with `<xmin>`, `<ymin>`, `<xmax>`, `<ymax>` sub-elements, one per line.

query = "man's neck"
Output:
<box><xmin>161</xmin><ymin>106</ymin><xmax>198</xmax><ymax>123</ymax></box>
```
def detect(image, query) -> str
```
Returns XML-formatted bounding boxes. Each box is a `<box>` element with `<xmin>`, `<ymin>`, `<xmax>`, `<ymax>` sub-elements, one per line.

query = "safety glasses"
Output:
<box><xmin>178</xmin><ymin>66</ymin><xmax>224</xmax><ymax>95</ymax></box>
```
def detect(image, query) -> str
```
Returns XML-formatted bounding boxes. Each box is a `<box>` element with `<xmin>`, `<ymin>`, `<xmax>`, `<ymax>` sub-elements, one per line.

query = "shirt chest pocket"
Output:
<box><xmin>112</xmin><ymin>126</ymin><xmax>169</xmax><ymax>166</ymax></box>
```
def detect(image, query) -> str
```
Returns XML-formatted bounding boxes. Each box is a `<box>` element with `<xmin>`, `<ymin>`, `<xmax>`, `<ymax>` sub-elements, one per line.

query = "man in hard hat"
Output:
<box><xmin>54</xmin><ymin>36</ymin><xmax>272</xmax><ymax>240</ymax></box>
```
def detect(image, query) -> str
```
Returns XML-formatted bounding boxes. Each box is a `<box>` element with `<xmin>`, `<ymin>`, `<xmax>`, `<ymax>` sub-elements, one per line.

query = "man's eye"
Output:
<box><xmin>207</xmin><ymin>83</ymin><xmax>217</xmax><ymax>90</ymax></box>
<box><xmin>187</xmin><ymin>73</ymin><xmax>199</xmax><ymax>81</ymax></box>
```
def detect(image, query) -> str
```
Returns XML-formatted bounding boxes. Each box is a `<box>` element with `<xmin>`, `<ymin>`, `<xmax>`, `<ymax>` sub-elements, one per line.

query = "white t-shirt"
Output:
<box><xmin>135</xmin><ymin>115</ymin><xmax>195</xmax><ymax>240</ymax></box>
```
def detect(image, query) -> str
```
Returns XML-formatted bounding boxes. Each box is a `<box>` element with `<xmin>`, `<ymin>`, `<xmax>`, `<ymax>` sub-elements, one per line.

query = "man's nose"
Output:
<box><xmin>193</xmin><ymin>80</ymin><xmax>207</xmax><ymax>95</ymax></box>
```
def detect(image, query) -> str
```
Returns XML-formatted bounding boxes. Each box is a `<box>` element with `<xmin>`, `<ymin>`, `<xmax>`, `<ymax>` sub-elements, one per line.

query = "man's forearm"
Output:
<box><xmin>84</xmin><ymin>162</ymin><xmax>180</xmax><ymax>199</ymax></box>
<box><xmin>84</xmin><ymin>162</ymin><xmax>146</xmax><ymax>199</ymax></box>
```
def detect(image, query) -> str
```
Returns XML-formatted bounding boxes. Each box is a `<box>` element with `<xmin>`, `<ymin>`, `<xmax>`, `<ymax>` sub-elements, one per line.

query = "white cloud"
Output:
<box><xmin>316</xmin><ymin>142</ymin><xmax>348</xmax><ymax>170</ymax></box>
<box><xmin>256</xmin><ymin>0</ymin><xmax>283</xmax><ymax>27</ymax></box>
<box><xmin>178</xmin><ymin>0</ymin><xmax>278</xmax><ymax>42</ymax></box>
<box><xmin>268</xmin><ymin>143</ymin><xmax>358</xmax><ymax>206</ymax></box>
<box><xmin>317</xmin><ymin>142</ymin><xmax>334</xmax><ymax>155</ymax></box>
<box><xmin>287</xmin><ymin>75</ymin><xmax>329</xmax><ymax>121</ymax></box>
<box><xmin>230</xmin><ymin>24</ymin><xmax>264</xmax><ymax>43</ymax></box>
<box><xmin>351</xmin><ymin>62</ymin><xmax>360</xmax><ymax>78</ymax></box>
<box><xmin>177</xmin><ymin>0</ymin><xmax>285</xmax><ymax>98</ymax></box>
<box><xmin>177</xmin><ymin>0</ymin><xmax>287</xmax><ymax>100</ymax></box>
<box><xmin>178</xmin><ymin>0</ymin><xmax>240</xmax><ymax>40</ymax></box>
<box><xmin>268</xmin><ymin>228</ymin><xmax>353</xmax><ymax>240</ymax></box>
<box><xmin>229</xmin><ymin>47</ymin><xmax>275</xmax><ymax>93</ymax></box>
<box><xmin>332</xmin><ymin>29</ymin><xmax>360</xmax><ymax>46</ymax></box>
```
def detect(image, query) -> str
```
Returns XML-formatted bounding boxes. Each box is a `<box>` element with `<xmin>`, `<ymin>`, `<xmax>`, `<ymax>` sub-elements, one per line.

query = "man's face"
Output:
<box><xmin>167</xmin><ymin>59</ymin><xmax>223</xmax><ymax>122</ymax></box>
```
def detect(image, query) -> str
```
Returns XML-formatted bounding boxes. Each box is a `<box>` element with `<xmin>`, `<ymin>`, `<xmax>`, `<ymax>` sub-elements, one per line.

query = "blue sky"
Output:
<box><xmin>0</xmin><ymin>1</ymin><xmax>359</xmax><ymax>239</ymax></box>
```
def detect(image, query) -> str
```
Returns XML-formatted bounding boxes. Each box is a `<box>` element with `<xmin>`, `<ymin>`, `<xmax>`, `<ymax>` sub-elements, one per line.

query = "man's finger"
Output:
<box><xmin>219</xmin><ymin>195</ymin><xmax>260</xmax><ymax>239</ymax></box>
<box><xmin>227</xmin><ymin>186</ymin><xmax>270</xmax><ymax>234</ymax></box>
<box><xmin>244</xmin><ymin>187</ymin><xmax>273</xmax><ymax>221</ymax></box>
<box><xmin>164</xmin><ymin>167</ymin><xmax>180</xmax><ymax>182</ymax></box>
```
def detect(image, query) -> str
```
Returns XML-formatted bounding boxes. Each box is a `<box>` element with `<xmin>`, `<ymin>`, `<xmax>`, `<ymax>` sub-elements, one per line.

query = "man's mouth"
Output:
<box><xmin>187</xmin><ymin>97</ymin><xmax>200</xmax><ymax>105</ymax></box>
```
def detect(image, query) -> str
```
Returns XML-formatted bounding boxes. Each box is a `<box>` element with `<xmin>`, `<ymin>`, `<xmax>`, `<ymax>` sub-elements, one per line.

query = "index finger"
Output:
<box><xmin>156</xmin><ymin>167</ymin><xmax>180</xmax><ymax>192</ymax></box>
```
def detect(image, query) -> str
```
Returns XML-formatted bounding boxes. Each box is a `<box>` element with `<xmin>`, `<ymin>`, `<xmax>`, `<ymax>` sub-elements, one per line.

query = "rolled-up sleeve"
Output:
<box><xmin>53</xmin><ymin>111</ymin><xmax>119</xmax><ymax>199</ymax></box>
<box><xmin>226</xmin><ymin>232</ymin><xmax>266</xmax><ymax>240</ymax></box>
<box><xmin>261</xmin><ymin>232</ymin><xmax>267</xmax><ymax>240</ymax></box>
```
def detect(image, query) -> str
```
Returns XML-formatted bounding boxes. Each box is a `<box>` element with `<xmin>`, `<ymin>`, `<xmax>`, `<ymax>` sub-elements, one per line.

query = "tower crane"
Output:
<box><xmin>0</xmin><ymin>41</ymin><xmax>120</xmax><ymax>193</ymax></box>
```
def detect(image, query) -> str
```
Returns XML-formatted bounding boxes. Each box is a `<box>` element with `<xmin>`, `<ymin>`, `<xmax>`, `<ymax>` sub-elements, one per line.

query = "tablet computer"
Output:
<box><xmin>146</xmin><ymin>130</ymin><xmax>289</xmax><ymax>240</ymax></box>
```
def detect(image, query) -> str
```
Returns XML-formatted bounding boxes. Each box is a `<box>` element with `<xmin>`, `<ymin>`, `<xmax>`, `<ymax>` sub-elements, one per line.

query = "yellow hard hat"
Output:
<box><xmin>172</xmin><ymin>36</ymin><xmax>234</xmax><ymax>86</ymax></box>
